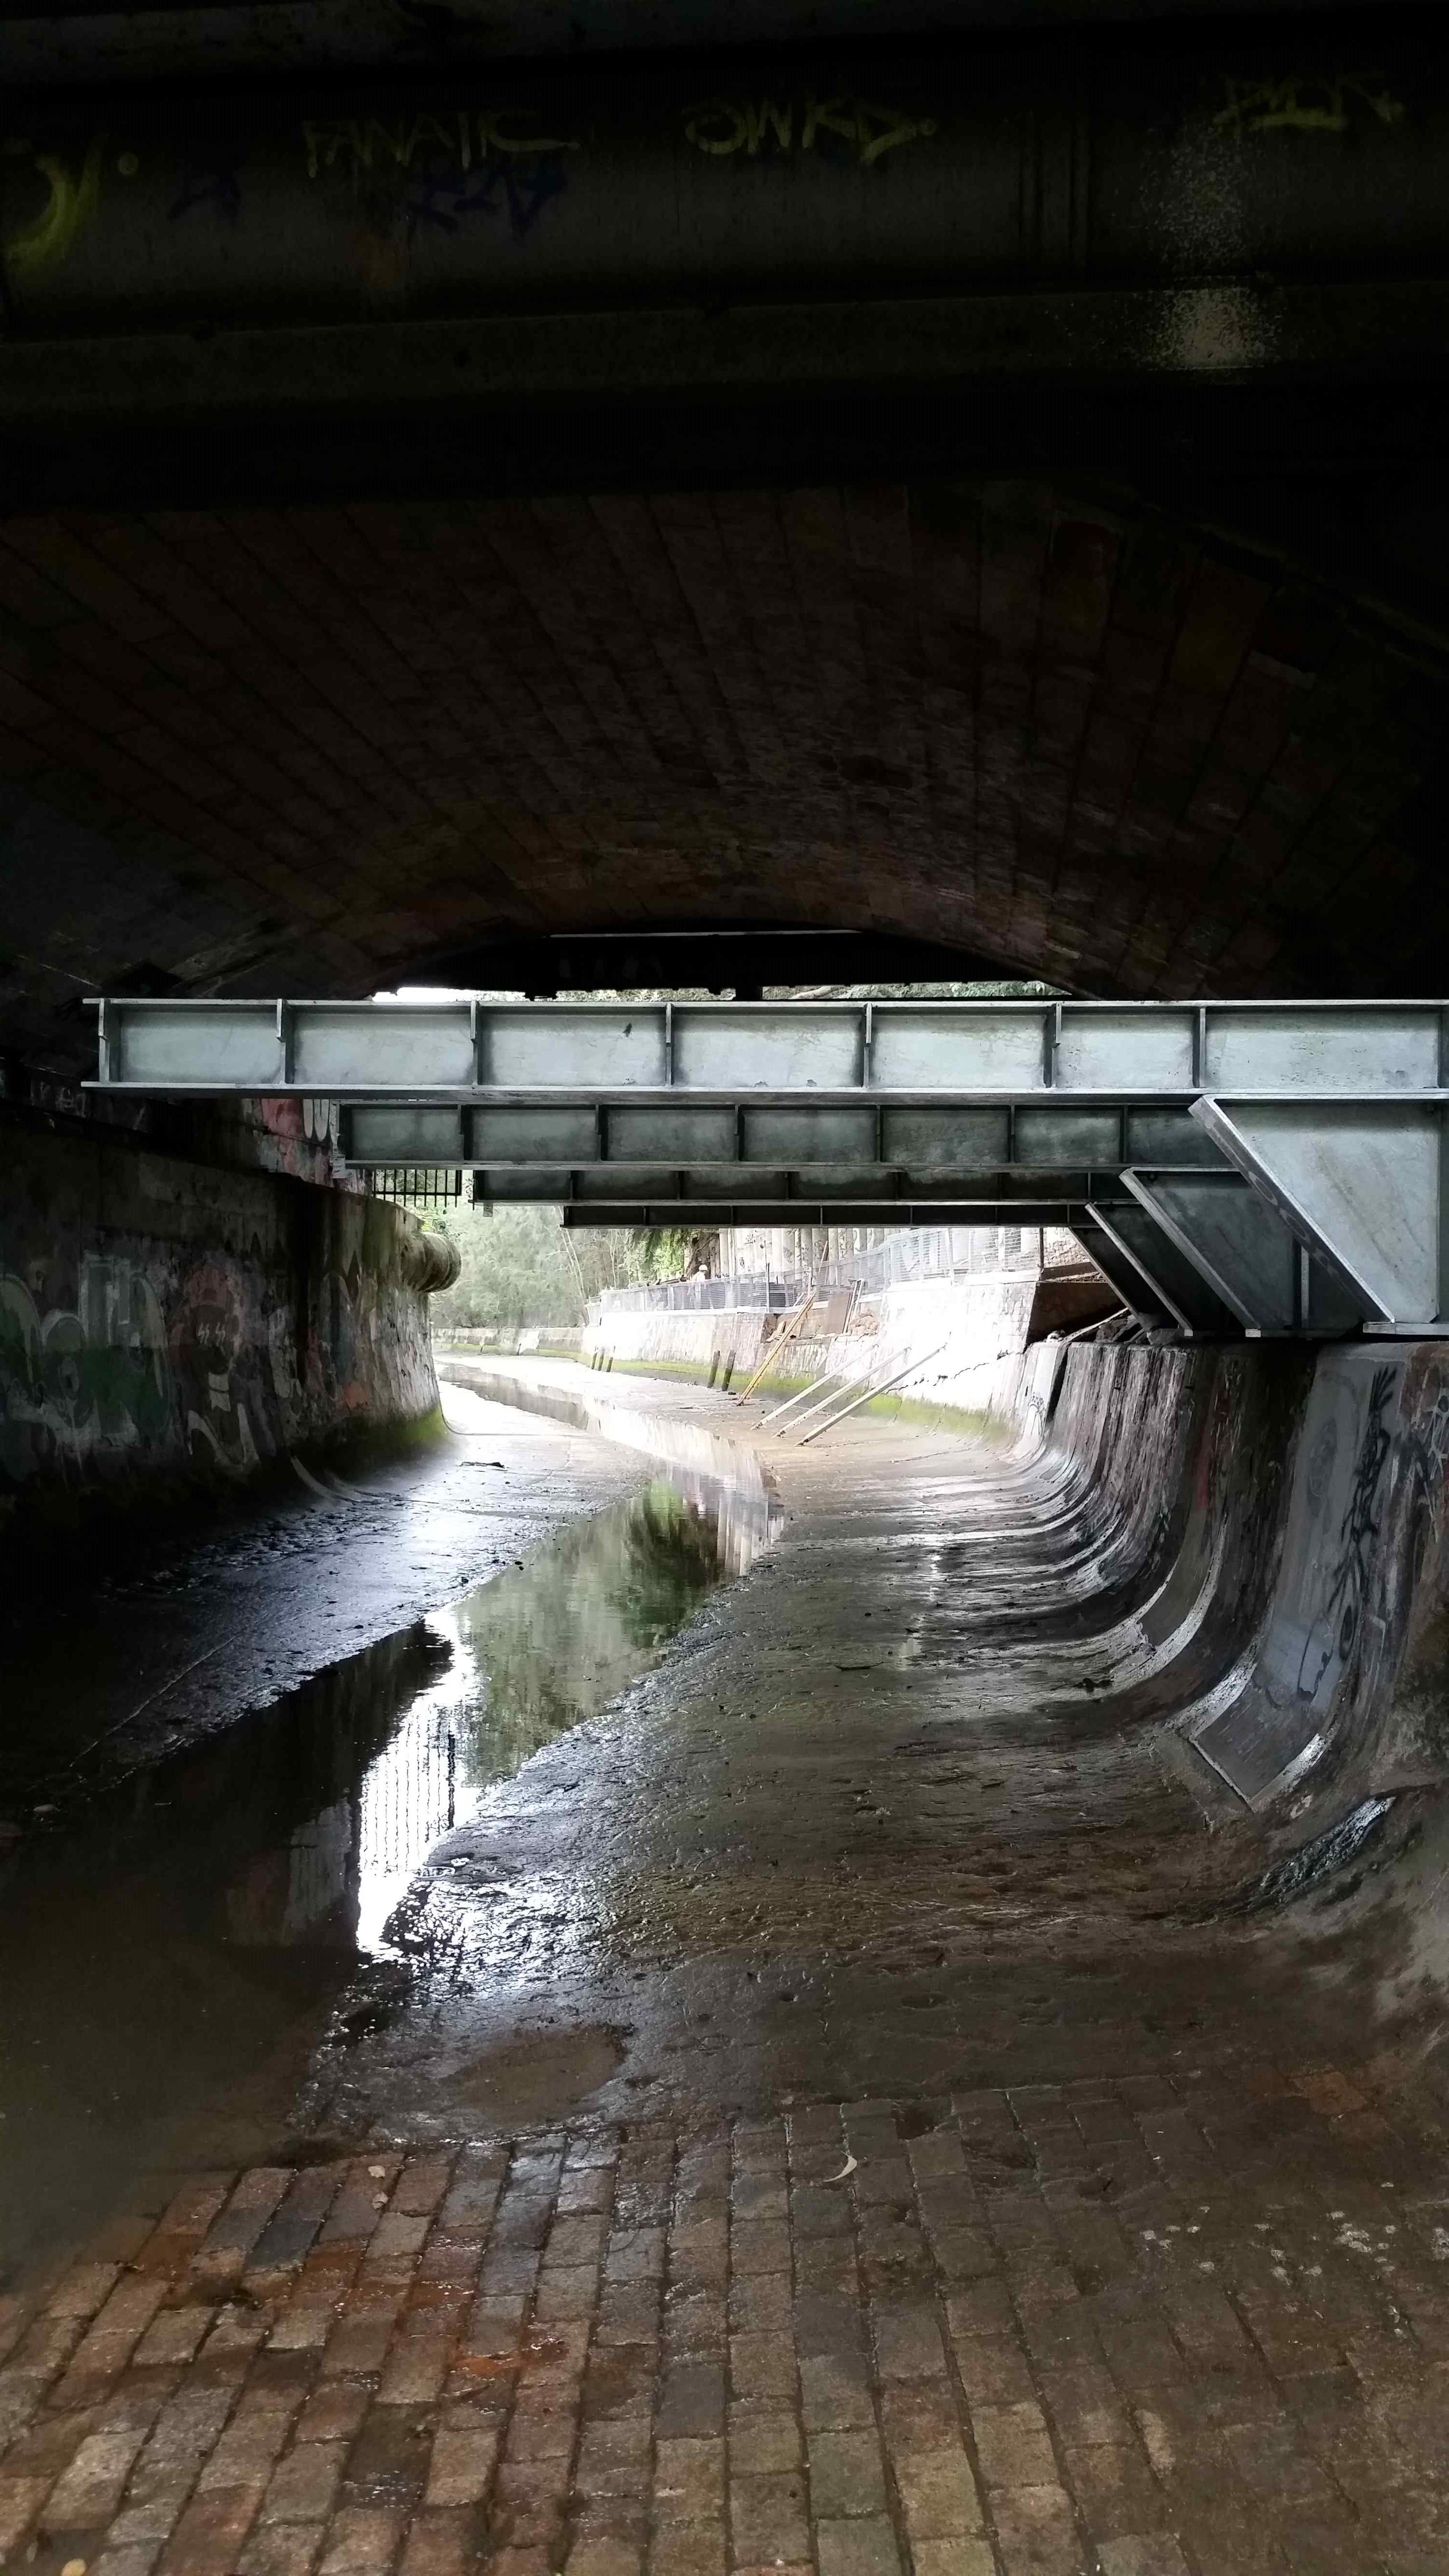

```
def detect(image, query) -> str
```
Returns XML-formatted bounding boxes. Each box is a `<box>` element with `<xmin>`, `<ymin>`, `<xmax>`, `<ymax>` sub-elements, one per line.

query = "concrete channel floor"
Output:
<box><xmin>4</xmin><ymin>1363</ymin><xmax>1449</xmax><ymax>2576</ymax></box>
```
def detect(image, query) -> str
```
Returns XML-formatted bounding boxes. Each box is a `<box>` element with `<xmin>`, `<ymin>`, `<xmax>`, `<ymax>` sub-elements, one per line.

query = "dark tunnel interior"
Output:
<box><xmin>5</xmin><ymin>8</ymin><xmax>1449</xmax><ymax>2573</ymax></box>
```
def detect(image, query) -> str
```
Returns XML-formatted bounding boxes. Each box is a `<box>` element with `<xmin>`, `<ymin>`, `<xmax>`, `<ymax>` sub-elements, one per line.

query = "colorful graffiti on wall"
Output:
<box><xmin>0</xmin><ymin>1121</ymin><xmax>441</xmax><ymax>1525</ymax></box>
<box><xmin>0</xmin><ymin>1252</ymin><xmax>173</xmax><ymax>1483</ymax></box>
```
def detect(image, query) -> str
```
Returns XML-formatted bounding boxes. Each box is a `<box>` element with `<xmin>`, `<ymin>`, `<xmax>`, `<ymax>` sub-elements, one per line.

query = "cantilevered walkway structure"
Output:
<box><xmin>91</xmin><ymin>995</ymin><xmax>1449</xmax><ymax>1341</ymax></box>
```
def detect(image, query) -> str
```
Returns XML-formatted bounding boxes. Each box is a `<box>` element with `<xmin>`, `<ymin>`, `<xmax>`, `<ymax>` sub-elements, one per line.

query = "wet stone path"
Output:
<box><xmin>3</xmin><ymin>2070</ymin><xmax>1449</xmax><ymax>2576</ymax></box>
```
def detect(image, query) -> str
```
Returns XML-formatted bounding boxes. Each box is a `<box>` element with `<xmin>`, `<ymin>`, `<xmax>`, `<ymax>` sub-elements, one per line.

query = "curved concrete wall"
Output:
<box><xmin>1000</xmin><ymin>1337</ymin><xmax>1449</xmax><ymax>1825</ymax></box>
<box><xmin>0</xmin><ymin>1114</ymin><xmax>446</xmax><ymax>1558</ymax></box>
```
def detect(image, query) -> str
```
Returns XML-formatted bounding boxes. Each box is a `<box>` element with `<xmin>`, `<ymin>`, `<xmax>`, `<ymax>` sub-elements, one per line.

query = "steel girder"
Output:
<box><xmin>87</xmin><ymin>995</ymin><xmax>1449</xmax><ymax>1100</ymax></box>
<box><xmin>86</xmin><ymin>997</ymin><xmax>1449</xmax><ymax>1335</ymax></box>
<box><xmin>554</xmin><ymin>1201</ymin><xmax>1094</xmax><ymax>1230</ymax></box>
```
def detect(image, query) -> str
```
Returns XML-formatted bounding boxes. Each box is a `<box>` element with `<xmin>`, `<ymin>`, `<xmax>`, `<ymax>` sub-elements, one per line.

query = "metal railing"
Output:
<box><xmin>814</xmin><ymin>1224</ymin><xmax>1053</xmax><ymax>1293</ymax></box>
<box><xmin>592</xmin><ymin>1225</ymin><xmax>1063</xmax><ymax>1315</ymax></box>
<box><xmin>596</xmin><ymin>1273</ymin><xmax>795</xmax><ymax>1316</ymax></box>
<box><xmin>367</xmin><ymin>1167</ymin><xmax>465</xmax><ymax>1209</ymax></box>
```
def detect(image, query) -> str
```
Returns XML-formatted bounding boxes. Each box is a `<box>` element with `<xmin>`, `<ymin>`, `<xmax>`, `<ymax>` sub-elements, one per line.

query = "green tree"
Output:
<box><xmin>427</xmin><ymin>1204</ymin><xmax>645</xmax><ymax>1330</ymax></box>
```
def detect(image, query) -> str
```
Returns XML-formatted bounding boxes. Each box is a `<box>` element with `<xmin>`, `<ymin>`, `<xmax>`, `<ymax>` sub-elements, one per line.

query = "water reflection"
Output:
<box><xmin>193</xmin><ymin>1473</ymin><xmax>777</xmax><ymax>1961</ymax></box>
<box><xmin>438</xmin><ymin>1365</ymin><xmax>779</xmax><ymax>1582</ymax></box>
<box><xmin>354</xmin><ymin>1474</ymin><xmax>774</xmax><ymax>1953</ymax></box>
<box><xmin>0</xmin><ymin>1454</ymin><xmax>778</xmax><ymax>2279</ymax></box>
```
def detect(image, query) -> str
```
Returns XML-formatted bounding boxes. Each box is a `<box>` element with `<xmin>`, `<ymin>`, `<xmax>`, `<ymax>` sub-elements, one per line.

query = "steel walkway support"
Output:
<box><xmin>86</xmin><ymin>998</ymin><xmax>1449</xmax><ymax>1338</ymax></box>
<box><xmin>1118</xmin><ymin>1170</ymin><xmax>1363</xmax><ymax>1337</ymax></box>
<box><xmin>1193</xmin><ymin>1098</ymin><xmax>1449</xmax><ymax>1331</ymax></box>
<box><xmin>1067</xmin><ymin>1215</ymin><xmax>1178</xmax><ymax>1336</ymax></box>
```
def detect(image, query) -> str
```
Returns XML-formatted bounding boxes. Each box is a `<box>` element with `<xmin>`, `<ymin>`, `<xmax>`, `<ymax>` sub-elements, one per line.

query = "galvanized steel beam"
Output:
<box><xmin>464</xmin><ymin>1168</ymin><xmax>1146</xmax><ymax>1207</ymax></box>
<box><xmin>87</xmin><ymin>997</ymin><xmax>1449</xmax><ymax>1104</ymax></box>
<box><xmin>1085</xmin><ymin>1198</ymin><xmax>1240</xmax><ymax>1340</ymax></box>
<box><xmin>1067</xmin><ymin>1216</ymin><xmax>1176</xmax><ymax>1333</ymax></box>
<box><xmin>554</xmin><ymin>1202</ymin><xmax>1096</xmax><ymax>1228</ymax></box>
<box><xmin>1191</xmin><ymin>1097</ymin><xmax>1449</xmax><ymax>1328</ymax></box>
<box><xmin>1118</xmin><ymin>1170</ymin><xmax>1362</xmax><ymax>1336</ymax></box>
<box><xmin>338</xmin><ymin>1105</ymin><xmax>1220</xmax><ymax>1174</ymax></box>
<box><xmin>86</xmin><ymin>997</ymin><xmax>1449</xmax><ymax>1334</ymax></box>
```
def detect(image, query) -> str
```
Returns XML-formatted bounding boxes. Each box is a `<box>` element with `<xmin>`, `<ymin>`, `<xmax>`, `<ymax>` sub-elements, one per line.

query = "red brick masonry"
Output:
<box><xmin>2</xmin><ymin>2069</ymin><xmax>1447</xmax><ymax>2576</ymax></box>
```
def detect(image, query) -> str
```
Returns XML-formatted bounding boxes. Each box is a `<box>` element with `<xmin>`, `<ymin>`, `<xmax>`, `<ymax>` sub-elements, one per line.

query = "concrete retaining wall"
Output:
<box><xmin>574</xmin><ymin>1314</ymin><xmax>1449</xmax><ymax>1827</ymax></box>
<box><xmin>454</xmin><ymin>1319</ymin><xmax>1449</xmax><ymax>1831</ymax></box>
<box><xmin>0</xmin><ymin>1111</ymin><xmax>448</xmax><ymax>1559</ymax></box>
<box><xmin>582</xmin><ymin>1269</ymin><xmax>1110</xmax><ymax>1410</ymax></box>
<box><xmin>998</xmin><ymin>1335</ymin><xmax>1449</xmax><ymax>1824</ymax></box>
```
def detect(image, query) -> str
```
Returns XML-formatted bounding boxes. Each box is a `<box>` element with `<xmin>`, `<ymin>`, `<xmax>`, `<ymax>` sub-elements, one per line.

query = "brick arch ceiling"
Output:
<box><xmin>3</xmin><ymin>476</ymin><xmax>1448</xmax><ymax>1070</ymax></box>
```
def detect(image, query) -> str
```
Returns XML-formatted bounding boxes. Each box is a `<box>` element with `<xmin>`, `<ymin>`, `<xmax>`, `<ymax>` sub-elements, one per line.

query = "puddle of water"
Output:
<box><xmin>438</xmin><ymin>1365</ymin><xmax>778</xmax><ymax>1579</ymax></box>
<box><xmin>0</xmin><ymin>1446</ymin><xmax>779</xmax><ymax>2284</ymax></box>
<box><xmin>351</xmin><ymin>1473</ymin><xmax>776</xmax><ymax>1953</ymax></box>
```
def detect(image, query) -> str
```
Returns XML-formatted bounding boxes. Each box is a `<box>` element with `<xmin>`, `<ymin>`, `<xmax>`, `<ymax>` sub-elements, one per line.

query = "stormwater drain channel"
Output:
<box><xmin>0</xmin><ymin>1386</ymin><xmax>781</xmax><ymax>2283</ymax></box>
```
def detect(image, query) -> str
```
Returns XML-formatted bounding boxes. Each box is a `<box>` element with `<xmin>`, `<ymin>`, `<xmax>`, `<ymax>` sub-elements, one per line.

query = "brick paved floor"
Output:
<box><xmin>4</xmin><ymin>2069</ymin><xmax>1449</xmax><ymax>2576</ymax></box>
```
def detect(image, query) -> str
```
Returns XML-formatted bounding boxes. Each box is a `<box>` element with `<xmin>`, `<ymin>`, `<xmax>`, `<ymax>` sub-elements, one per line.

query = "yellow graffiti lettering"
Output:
<box><xmin>686</xmin><ymin>92</ymin><xmax>936</xmax><ymax>164</ymax></box>
<box><xmin>1</xmin><ymin>133</ymin><xmax>105</xmax><ymax>271</ymax></box>
<box><xmin>304</xmin><ymin>107</ymin><xmax>579</xmax><ymax>181</ymax></box>
<box><xmin>477</xmin><ymin>112</ymin><xmax>580</xmax><ymax>154</ymax></box>
<box><xmin>684</xmin><ymin>99</ymin><xmax>750</xmax><ymax>155</ymax></box>
<box><xmin>368</xmin><ymin>116</ymin><xmax>424</xmax><ymax>167</ymax></box>
<box><xmin>410</xmin><ymin>112</ymin><xmax>464</xmax><ymax>161</ymax></box>
<box><xmin>1213</xmin><ymin>72</ymin><xmax>1405</xmax><ymax>138</ymax></box>
<box><xmin>743</xmin><ymin>99</ymin><xmax>793</xmax><ymax>155</ymax></box>
<box><xmin>302</xmin><ymin>118</ymin><xmax>355</xmax><ymax>178</ymax></box>
<box><xmin>800</xmin><ymin>94</ymin><xmax>860</xmax><ymax>153</ymax></box>
<box><xmin>853</xmin><ymin>97</ymin><xmax>937</xmax><ymax>165</ymax></box>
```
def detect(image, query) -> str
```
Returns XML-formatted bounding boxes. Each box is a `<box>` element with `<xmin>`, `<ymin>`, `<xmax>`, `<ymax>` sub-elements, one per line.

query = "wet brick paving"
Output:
<box><xmin>3</xmin><ymin>2068</ymin><xmax>1449</xmax><ymax>2576</ymax></box>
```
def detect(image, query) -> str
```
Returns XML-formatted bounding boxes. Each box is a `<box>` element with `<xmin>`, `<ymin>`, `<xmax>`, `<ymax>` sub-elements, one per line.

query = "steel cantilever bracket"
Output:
<box><xmin>1117</xmin><ymin>1166</ymin><xmax>1363</xmax><ymax>1336</ymax></box>
<box><xmin>1190</xmin><ymin>1096</ymin><xmax>1443</xmax><ymax>1330</ymax></box>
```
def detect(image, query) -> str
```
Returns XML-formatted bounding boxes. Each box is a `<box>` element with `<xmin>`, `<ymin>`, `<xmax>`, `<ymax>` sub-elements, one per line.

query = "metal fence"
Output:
<box><xmin>367</xmin><ymin>1167</ymin><xmax>466</xmax><ymax>1209</ymax></box>
<box><xmin>595</xmin><ymin>1273</ymin><xmax>796</xmax><ymax>1316</ymax></box>
<box><xmin>594</xmin><ymin>1225</ymin><xmax>1060</xmax><ymax>1316</ymax></box>
<box><xmin>815</xmin><ymin>1224</ymin><xmax>1052</xmax><ymax>1294</ymax></box>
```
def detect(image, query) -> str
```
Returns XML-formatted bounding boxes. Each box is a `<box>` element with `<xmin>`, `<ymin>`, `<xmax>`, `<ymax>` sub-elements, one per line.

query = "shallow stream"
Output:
<box><xmin>0</xmin><ymin>1385</ymin><xmax>779</xmax><ymax>2283</ymax></box>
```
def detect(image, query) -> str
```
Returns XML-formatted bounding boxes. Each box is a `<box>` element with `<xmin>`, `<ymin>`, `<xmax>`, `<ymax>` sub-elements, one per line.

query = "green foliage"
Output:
<box><xmin>608</xmin><ymin>1481</ymin><xmax>724</xmax><ymax>1646</ymax></box>
<box><xmin>630</xmin><ymin>1226</ymin><xmax>719</xmax><ymax>1282</ymax></box>
<box><xmin>427</xmin><ymin>1203</ymin><xmax>641</xmax><ymax>1329</ymax></box>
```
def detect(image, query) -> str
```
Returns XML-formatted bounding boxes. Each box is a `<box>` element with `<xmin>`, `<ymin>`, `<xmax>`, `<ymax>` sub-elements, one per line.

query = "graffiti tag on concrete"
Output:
<box><xmin>1297</xmin><ymin>1362</ymin><xmax>1397</xmax><ymax>1701</ymax></box>
<box><xmin>0</xmin><ymin>1254</ymin><xmax>172</xmax><ymax>1481</ymax></box>
<box><xmin>1213</xmin><ymin>72</ymin><xmax>1405</xmax><ymax>137</ymax></box>
<box><xmin>683</xmin><ymin>95</ymin><xmax>936</xmax><ymax>164</ymax></box>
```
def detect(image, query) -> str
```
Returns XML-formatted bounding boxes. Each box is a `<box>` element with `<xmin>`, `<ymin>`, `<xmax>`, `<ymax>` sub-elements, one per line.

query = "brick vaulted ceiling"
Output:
<box><xmin>2</xmin><ymin>476</ymin><xmax>1448</xmax><ymax>1069</ymax></box>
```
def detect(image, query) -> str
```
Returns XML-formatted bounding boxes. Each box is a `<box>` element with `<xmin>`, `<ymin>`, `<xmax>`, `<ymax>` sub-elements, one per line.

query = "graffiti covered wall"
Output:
<box><xmin>0</xmin><ymin>1111</ymin><xmax>448</xmax><ymax>1551</ymax></box>
<box><xmin>1005</xmin><ymin>1335</ymin><xmax>1449</xmax><ymax>1818</ymax></box>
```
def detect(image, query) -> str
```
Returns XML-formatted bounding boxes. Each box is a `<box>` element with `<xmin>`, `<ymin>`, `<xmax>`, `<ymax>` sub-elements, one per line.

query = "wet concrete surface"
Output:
<box><xmin>0</xmin><ymin>1385</ymin><xmax>648</xmax><ymax>1810</ymax></box>
<box><xmin>0</xmin><ymin>1379</ymin><xmax>773</xmax><ymax>2283</ymax></box>
<box><xmin>303</xmin><ymin>1371</ymin><xmax>1352</xmax><ymax>2155</ymax></box>
<box><xmin>2</xmin><ymin>1359</ymin><xmax>1447</xmax><ymax>2295</ymax></box>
